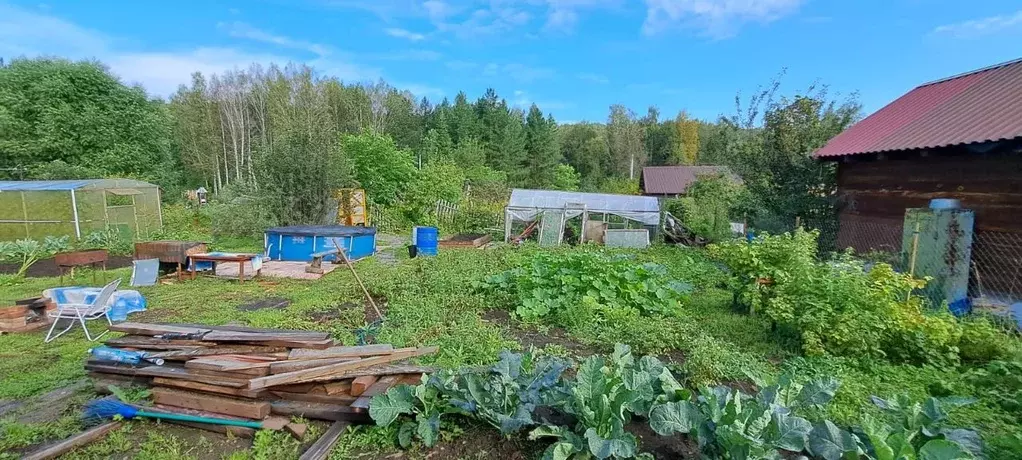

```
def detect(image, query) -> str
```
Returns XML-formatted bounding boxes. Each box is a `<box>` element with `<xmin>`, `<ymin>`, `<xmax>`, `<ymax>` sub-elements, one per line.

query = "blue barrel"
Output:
<box><xmin>415</xmin><ymin>226</ymin><xmax>438</xmax><ymax>256</ymax></box>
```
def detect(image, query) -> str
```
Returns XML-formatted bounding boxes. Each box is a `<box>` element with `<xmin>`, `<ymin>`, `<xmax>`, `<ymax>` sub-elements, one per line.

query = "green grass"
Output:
<box><xmin>1</xmin><ymin>242</ymin><xmax>1021</xmax><ymax>458</ymax></box>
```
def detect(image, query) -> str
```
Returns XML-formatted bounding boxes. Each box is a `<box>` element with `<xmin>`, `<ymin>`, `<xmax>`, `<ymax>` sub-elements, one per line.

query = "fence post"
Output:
<box><xmin>794</xmin><ymin>215</ymin><xmax>801</xmax><ymax>229</ymax></box>
<box><xmin>906</xmin><ymin>222</ymin><xmax>921</xmax><ymax>301</ymax></box>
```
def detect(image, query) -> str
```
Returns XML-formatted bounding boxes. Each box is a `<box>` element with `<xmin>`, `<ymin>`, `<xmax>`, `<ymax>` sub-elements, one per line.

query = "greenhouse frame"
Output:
<box><xmin>504</xmin><ymin>189</ymin><xmax>660</xmax><ymax>246</ymax></box>
<box><xmin>0</xmin><ymin>179</ymin><xmax>162</xmax><ymax>241</ymax></box>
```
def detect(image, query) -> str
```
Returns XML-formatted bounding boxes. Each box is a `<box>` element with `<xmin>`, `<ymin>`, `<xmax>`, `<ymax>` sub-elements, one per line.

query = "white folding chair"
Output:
<box><xmin>44</xmin><ymin>279</ymin><xmax>121</xmax><ymax>343</ymax></box>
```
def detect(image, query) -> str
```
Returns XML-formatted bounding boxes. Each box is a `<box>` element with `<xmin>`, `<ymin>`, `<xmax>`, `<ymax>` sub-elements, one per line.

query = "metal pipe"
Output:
<box><xmin>70</xmin><ymin>189</ymin><xmax>82</xmax><ymax>239</ymax></box>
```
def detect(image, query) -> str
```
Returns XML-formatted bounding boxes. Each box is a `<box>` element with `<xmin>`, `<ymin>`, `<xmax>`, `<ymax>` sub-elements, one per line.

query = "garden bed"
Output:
<box><xmin>0</xmin><ymin>255</ymin><xmax>134</xmax><ymax>278</ymax></box>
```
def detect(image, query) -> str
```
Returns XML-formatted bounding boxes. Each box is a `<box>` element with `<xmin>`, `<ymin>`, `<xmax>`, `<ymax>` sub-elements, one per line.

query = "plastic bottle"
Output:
<box><xmin>88</xmin><ymin>346</ymin><xmax>164</xmax><ymax>366</ymax></box>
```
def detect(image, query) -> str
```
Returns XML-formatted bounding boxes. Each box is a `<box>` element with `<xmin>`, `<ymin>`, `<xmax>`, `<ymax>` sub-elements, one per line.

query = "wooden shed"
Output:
<box><xmin>815</xmin><ymin>58</ymin><xmax>1022</xmax><ymax>302</ymax></box>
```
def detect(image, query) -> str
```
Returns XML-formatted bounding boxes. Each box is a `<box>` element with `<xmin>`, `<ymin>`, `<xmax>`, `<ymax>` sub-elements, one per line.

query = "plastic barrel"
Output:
<box><xmin>415</xmin><ymin>226</ymin><xmax>439</xmax><ymax>256</ymax></box>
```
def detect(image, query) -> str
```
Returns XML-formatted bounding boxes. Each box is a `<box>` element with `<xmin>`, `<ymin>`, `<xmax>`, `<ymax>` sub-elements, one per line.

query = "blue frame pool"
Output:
<box><xmin>264</xmin><ymin>225</ymin><xmax>376</xmax><ymax>262</ymax></box>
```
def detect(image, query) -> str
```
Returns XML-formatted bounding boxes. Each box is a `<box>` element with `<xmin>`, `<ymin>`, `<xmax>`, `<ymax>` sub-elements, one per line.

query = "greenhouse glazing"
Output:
<box><xmin>0</xmin><ymin>179</ymin><xmax>162</xmax><ymax>241</ymax></box>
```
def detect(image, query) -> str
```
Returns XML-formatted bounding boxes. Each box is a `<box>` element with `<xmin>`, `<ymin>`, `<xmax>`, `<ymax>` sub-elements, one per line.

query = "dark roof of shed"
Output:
<box><xmin>640</xmin><ymin>166</ymin><xmax>739</xmax><ymax>195</ymax></box>
<box><xmin>815</xmin><ymin>57</ymin><xmax>1022</xmax><ymax>158</ymax></box>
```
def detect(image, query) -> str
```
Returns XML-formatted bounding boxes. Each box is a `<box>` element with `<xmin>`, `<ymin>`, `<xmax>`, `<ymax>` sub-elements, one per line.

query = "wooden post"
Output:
<box><xmin>794</xmin><ymin>216</ymin><xmax>801</xmax><ymax>229</ymax></box>
<box><xmin>906</xmin><ymin>222</ymin><xmax>921</xmax><ymax>301</ymax></box>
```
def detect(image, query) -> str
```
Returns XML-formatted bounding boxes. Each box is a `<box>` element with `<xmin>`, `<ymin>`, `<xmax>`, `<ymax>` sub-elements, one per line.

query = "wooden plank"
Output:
<box><xmin>144</xmin><ymin>346</ymin><xmax>287</xmax><ymax>360</ymax></box>
<box><xmin>187</xmin><ymin>366</ymin><xmax>270</xmax><ymax>378</ymax></box>
<box><xmin>350</xmin><ymin>376</ymin><xmax>401</xmax><ymax>409</ymax></box>
<box><xmin>270</xmin><ymin>391</ymin><xmax>357</xmax><ymax>405</ymax></box>
<box><xmin>202</xmin><ymin>330</ymin><xmax>331</xmax><ymax>342</ymax></box>
<box><xmin>323</xmin><ymin>381</ymin><xmax>352</xmax><ymax>396</ymax></box>
<box><xmin>271</xmin><ymin>383</ymin><xmax>323</xmax><ymax>394</ymax></box>
<box><xmin>159</xmin><ymin>322</ymin><xmax>317</xmax><ymax>334</ymax></box>
<box><xmin>271</xmin><ymin>401</ymin><xmax>368</xmax><ymax>423</ymax></box>
<box><xmin>349</xmin><ymin>376</ymin><xmax>378</xmax><ymax>396</ymax></box>
<box><xmin>152</xmin><ymin>377</ymin><xmax>267</xmax><ymax>399</ymax></box>
<box><xmin>152</xmin><ymin>387</ymin><xmax>270</xmax><ymax>419</ymax></box>
<box><xmin>248</xmin><ymin>347</ymin><xmax>437</xmax><ymax>390</ymax></box>
<box><xmin>108</xmin><ymin>322</ymin><xmax>210</xmax><ymax>336</ymax></box>
<box><xmin>288</xmin><ymin>344</ymin><xmax>394</xmax><ymax>360</ymax></box>
<box><xmin>86</xmin><ymin>363</ymin><xmax>249</xmax><ymax>388</ymax></box>
<box><xmin>299</xmin><ymin>421</ymin><xmax>350</xmax><ymax>460</ymax></box>
<box><xmin>185</xmin><ymin>358</ymin><xmax>272</xmax><ymax>373</ymax></box>
<box><xmin>269</xmin><ymin>357</ymin><xmax>358</xmax><ymax>374</ymax></box>
<box><xmin>22</xmin><ymin>421</ymin><xmax>121</xmax><ymax>460</ymax></box>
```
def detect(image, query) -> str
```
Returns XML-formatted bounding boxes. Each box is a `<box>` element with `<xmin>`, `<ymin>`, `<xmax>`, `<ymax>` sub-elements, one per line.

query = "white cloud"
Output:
<box><xmin>932</xmin><ymin>10</ymin><xmax>1022</xmax><ymax>38</ymax></box>
<box><xmin>642</xmin><ymin>0</ymin><xmax>804</xmax><ymax>38</ymax></box>
<box><xmin>219</xmin><ymin>21</ymin><xmax>331</xmax><ymax>55</ymax></box>
<box><xmin>577</xmin><ymin>72</ymin><xmax>609</xmax><ymax>84</ymax></box>
<box><xmin>0</xmin><ymin>4</ymin><xmax>375</xmax><ymax>97</ymax></box>
<box><xmin>385</xmin><ymin>27</ymin><xmax>427</xmax><ymax>41</ymax></box>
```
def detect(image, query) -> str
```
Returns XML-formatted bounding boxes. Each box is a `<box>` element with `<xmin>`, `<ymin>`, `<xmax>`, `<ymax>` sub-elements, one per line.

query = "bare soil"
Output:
<box><xmin>447</xmin><ymin>233</ymin><xmax>487</xmax><ymax>242</ymax></box>
<box><xmin>237</xmin><ymin>296</ymin><xmax>291</xmax><ymax>311</ymax></box>
<box><xmin>628</xmin><ymin>421</ymin><xmax>701</xmax><ymax>459</ymax></box>
<box><xmin>0</xmin><ymin>255</ymin><xmax>134</xmax><ymax>278</ymax></box>
<box><xmin>481</xmin><ymin>309</ymin><xmax>602</xmax><ymax>357</ymax></box>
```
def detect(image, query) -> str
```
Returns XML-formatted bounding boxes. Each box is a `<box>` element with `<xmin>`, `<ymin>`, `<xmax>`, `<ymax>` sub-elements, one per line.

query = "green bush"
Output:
<box><xmin>205</xmin><ymin>185</ymin><xmax>276</xmax><ymax>239</ymax></box>
<box><xmin>709</xmin><ymin>229</ymin><xmax>1010</xmax><ymax>365</ymax></box>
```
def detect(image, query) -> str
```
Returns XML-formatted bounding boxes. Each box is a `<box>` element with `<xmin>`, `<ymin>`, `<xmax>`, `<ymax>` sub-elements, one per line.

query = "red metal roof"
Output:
<box><xmin>640</xmin><ymin>166</ymin><xmax>738</xmax><ymax>195</ymax></box>
<box><xmin>815</xmin><ymin>58</ymin><xmax>1022</xmax><ymax>158</ymax></box>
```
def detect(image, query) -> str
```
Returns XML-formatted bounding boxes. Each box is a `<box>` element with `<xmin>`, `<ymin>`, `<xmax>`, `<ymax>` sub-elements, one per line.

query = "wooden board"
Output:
<box><xmin>152</xmin><ymin>377</ymin><xmax>267</xmax><ymax>399</ymax></box>
<box><xmin>202</xmin><ymin>330</ymin><xmax>330</xmax><ymax>342</ymax></box>
<box><xmin>349</xmin><ymin>376</ymin><xmax>377</xmax><ymax>396</ymax></box>
<box><xmin>144</xmin><ymin>346</ymin><xmax>287</xmax><ymax>359</ymax></box>
<box><xmin>161</xmin><ymin>323</ymin><xmax>317</xmax><ymax>334</ymax></box>
<box><xmin>299</xmin><ymin>421</ymin><xmax>350</xmax><ymax>460</ymax></box>
<box><xmin>323</xmin><ymin>381</ymin><xmax>352</xmax><ymax>396</ymax></box>
<box><xmin>269</xmin><ymin>357</ymin><xmax>358</xmax><ymax>374</ymax></box>
<box><xmin>247</xmin><ymin>347</ymin><xmax>437</xmax><ymax>390</ymax></box>
<box><xmin>288</xmin><ymin>344</ymin><xmax>394</xmax><ymax>360</ymax></box>
<box><xmin>86</xmin><ymin>363</ymin><xmax>250</xmax><ymax>388</ymax></box>
<box><xmin>270</xmin><ymin>391</ymin><xmax>357</xmax><ymax>405</ymax></box>
<box><xmin>270</xmin><ymin>401</ymin><xmax>369</xmax><ymax>422</ymax></box>
<box><xmin>22</xmin><ymin>421</ymin><xmax>121</xmax><ymax>460</ymax></box>
<box><xmin>350</xmin><ymin>375</ymin><xmax>401</xmax><ymax>409</ymax></box>
<box><xmin>152</xmin><ymin>387</ymin><xmax>270</xmax><ymax>419</ymax></box>
<box><xmin>108</xmin><ymin>322</ymin><xmax>211</xmax><ymax>336</ymax></box>
<box><xmin>185</xmin><ymin>358</ymin><xmax>272</xmax><ymax>374</ymax></box>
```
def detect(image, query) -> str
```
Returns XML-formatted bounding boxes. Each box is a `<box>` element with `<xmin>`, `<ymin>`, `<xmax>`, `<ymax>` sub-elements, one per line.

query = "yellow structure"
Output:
<box><xmin>335</xmin><ymin>188</ymin><xmax>368</xmax><ymax>226</ymax></box>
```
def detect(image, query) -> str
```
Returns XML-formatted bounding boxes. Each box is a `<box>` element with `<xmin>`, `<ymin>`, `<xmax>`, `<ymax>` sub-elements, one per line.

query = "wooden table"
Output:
<box><xmin>54</xmin><ymin>249</ymin><xmax>108</xmax><ymax>284</ymax></box>
<box><xmin>135</xmin><ymin>241</ymin><xmax>208</xmax><ymax>281</ymax></box>
<box><xmin>189</xmin><ymin>253</ymin><xmax>260</xmax><ymax>283</ymax></box>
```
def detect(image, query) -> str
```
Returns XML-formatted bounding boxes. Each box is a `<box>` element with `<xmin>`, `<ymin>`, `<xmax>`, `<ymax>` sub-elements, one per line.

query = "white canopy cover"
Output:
<box><xmin>505</xmin><ymin>189</ymin><xmax>660</xmax><ymax>226</ymax></box>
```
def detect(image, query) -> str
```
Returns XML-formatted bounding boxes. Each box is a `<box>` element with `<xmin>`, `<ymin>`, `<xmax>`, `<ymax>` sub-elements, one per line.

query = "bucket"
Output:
<box><xmin>415</xmin><ymin>226</ymin><xmax>438</xmax><ymax>256</ymax></box>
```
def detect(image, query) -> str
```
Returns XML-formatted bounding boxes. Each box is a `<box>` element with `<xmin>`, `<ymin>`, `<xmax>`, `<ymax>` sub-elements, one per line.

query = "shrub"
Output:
<box><xmin>205</xmin><ymin>185</ymin><xmax>276</xmax><ymax>239</ymax></box>
<box><xmin>709</xmin><ymin>229</ymin><xmax>1009</xmax><ymax>365</ymax></box>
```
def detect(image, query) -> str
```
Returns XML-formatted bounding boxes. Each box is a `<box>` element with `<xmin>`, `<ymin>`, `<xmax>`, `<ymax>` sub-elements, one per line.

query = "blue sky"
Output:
<box><xmin>1</xmin><ymin>1</ymin><xmax>1020</xmax><ymax>123</ymax></box>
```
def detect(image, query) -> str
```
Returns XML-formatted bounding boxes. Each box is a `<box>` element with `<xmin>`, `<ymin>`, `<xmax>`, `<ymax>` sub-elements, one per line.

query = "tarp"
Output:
<box><xmin>43</xmin><ymin>287</ymin><xmax>147</xmax><ymax>322</ymax></box>
<box><xmin>505</xmin><ymin>189</ymin><xmax>660</xmax><ymax>226</ymax></box>
<box><xmin>0</xmin><ymin>179</ymin><xmax>158</xmax><ymax>192</ymax></box>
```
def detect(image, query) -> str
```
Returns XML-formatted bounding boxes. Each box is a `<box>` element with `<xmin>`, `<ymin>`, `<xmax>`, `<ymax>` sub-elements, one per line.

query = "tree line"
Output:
<box><xmin>0</xmin><ymin>57</ymin><xmax>860</xmax><ymax>232</ymax></box>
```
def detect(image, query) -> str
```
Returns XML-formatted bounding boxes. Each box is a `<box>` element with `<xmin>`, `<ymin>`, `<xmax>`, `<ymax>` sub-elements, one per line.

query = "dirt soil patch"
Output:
<box><xmin>447</xmin><ymin>233</ymin><xmax>487</xmax><ymax>242</ymax></box>
<box><xmin>0</xmin><ymin>255</ymin><xmax>134</xmax><ymax>278</ymax></box>
<box><xmin>628</xmin><ymin>421</ymin><xmax>700</xmax><ymax>459</ymax></box>
<box><xmin>482</xmin><ymin>309</ymin><xmax>601</xmax><ymax>357</ymax></box>
<box><xmin>237</xmin><ymin>296</ymin><xmax>291</xmax><ymax>311</ymax></box>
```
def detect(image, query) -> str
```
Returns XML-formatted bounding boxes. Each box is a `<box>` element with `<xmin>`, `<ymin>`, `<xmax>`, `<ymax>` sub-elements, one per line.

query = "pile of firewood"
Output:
<box><xmin>86</xmin><ymin>322</ymin><xmax>436</xmax><ymax>442</ymax></box>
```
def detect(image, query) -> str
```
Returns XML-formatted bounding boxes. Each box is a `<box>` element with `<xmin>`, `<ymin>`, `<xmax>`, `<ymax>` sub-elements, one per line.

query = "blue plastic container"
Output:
<box><xmin>265</xmin><ymin>225</ymin><xmax>377</xmax><ymax>262</ymax></box>
<box><xmin>415</xmin><ymin>226</ymin><xmax>439</xmax><ymax>256</ymax></box>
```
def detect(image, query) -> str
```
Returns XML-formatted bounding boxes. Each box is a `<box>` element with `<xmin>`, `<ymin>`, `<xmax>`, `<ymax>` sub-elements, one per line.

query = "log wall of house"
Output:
<box><xmin>835</xmin><ymin>150</ymin><xmax>1022</xmax><ymax>300</ymax></box>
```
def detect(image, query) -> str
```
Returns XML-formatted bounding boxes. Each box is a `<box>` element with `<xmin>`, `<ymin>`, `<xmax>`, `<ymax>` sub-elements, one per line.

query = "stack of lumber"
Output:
<box><xmin>86</xmin><ymin>322</ymin><xmax>436</xmax><ymax>436</ymax></box>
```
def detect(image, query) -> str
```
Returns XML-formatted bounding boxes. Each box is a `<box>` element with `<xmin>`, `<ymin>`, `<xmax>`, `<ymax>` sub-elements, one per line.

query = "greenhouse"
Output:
<box><xmin>0</xmin><ymin>179</ymin><xmax>162</xmax><ymax>241</ymax></box>
<box><xmin>504</xmin><ymin>189</ymin><xmax>660</xmax><ymax>246</ymax></box>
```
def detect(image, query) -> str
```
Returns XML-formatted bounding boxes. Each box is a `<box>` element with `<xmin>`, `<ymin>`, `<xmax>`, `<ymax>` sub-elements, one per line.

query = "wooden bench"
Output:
<box><xmin>305</xmin><ymin>249</ymin><xmax>339</xmax><ymax>274</ymax></box>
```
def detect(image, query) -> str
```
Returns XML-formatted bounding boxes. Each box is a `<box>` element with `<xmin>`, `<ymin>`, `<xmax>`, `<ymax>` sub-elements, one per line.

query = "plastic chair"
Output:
<box><xmin>130</xmin><ymin>258</ymin><xmax>160</xmax><ymax>286</ymax></box>
<box><xmin>44</xmin><ymin>279</ymin><xmax>121</xmax><ymax>343</ymax></box>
